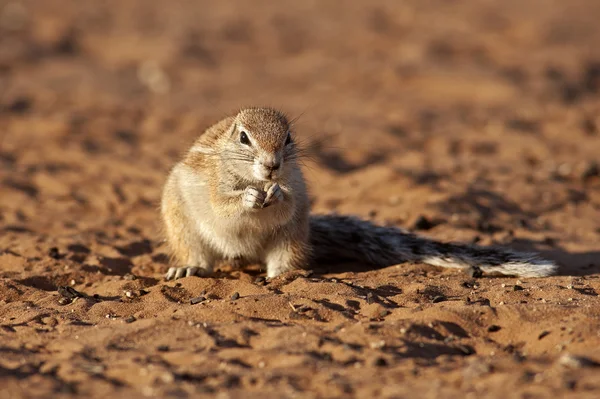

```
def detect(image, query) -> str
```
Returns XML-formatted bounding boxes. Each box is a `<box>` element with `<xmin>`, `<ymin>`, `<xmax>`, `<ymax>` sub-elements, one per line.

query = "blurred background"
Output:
<box><xmin>1</xmin><ymin>0</ymin><xmax>599</xmax><ymax>269</ymax></box>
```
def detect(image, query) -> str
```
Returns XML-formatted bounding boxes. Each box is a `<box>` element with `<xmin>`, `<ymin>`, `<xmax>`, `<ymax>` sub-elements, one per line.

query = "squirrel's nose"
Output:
<box><xmin>264</xmin><ymin>161</ymin><xmax>280</xmax><ymax>171</ymax></box>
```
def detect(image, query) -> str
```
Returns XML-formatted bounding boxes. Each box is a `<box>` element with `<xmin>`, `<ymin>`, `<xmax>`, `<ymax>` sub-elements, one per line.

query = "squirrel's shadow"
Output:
<box><xmin>507</xmin><ymin>238</ymin><xmax>600</xmax><ymax>276</ymax></box>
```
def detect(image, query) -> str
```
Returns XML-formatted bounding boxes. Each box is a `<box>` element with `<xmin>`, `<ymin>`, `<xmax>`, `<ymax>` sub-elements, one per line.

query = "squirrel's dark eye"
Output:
<box><xmin>285</xmin><ymin>132</ymin><xmax>292</xmax><ymax>146</ymax></box>
<box><xmin>240</xmin><ymin>131</ymin><xmax>251</xmax><ymax>145</ymax></box>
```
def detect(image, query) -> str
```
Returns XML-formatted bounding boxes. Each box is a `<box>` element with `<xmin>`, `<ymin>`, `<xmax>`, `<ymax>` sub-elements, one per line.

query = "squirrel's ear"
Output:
<box><xmin>228</xmin><ymin>123</ymin><xmax>238</xmax><ymax>138</ymax></box>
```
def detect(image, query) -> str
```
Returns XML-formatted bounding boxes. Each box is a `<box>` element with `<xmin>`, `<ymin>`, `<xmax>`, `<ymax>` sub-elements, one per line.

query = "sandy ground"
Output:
<box><xmin>1</xmin><ymin>0</ymin><xmax>600</xmax><ymax>398</ymax></box>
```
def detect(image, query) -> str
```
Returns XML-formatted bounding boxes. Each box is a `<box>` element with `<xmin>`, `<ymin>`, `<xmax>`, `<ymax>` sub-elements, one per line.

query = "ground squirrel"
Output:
<box><xmin>160</xmin><ymin>107</ymin><xmax>558</xmax><ymax>280</ymax></box>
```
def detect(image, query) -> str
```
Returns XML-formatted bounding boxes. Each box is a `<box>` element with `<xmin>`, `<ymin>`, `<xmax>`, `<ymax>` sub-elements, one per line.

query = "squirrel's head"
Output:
<box><xmin>223</xmin><ymin>108</ymin><xmax>296</xmax><ymax>182</ymax></box>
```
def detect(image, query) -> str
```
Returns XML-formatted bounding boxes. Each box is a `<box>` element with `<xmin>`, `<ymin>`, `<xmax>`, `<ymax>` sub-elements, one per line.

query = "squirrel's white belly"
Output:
<box><xmin>198</xmin><ymin>218</ymin><xmax>267</xmax><ymax>260</ymax></box>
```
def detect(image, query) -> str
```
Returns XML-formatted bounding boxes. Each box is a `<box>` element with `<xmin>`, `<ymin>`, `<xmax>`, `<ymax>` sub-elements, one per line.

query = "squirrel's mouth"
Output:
<box><xmin>253</xmin><ymin>162</ymin><xmax>280</xmax><ymax>182</ymax></box>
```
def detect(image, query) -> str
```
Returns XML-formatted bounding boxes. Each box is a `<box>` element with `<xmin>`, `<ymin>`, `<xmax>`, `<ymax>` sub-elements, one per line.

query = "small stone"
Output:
<box><xmin>124</xmin><ymin>316</ymin><xmax>136</xmax><ymax>324</ymax></box>
<box><xmin>58</xmin><ymin>286</ymin><xmax>85</xmax><ymax>300</ymax></box>
<box><xmin>157</xmin><ymin>345</ymin><xmax>170</xmax><ymax>352</ymax></box>
<box><xmin>538</xmin><ymin>331</ymin><xmax>551</xmax><ymax>340</ymax></box>
<box><xmin>557</xmin><ymin>163</ymin><xmax>572</xmax><ymax>177</ymax></box>
<box><xmin>230</xmin><ymin>292</ymin><xmax>240</xmax><ymax>301</ymax></box>
<box><xmin>513</xmin><ymin>285</ymin><xmax>524</xmax><ymax>291</ymax></box>
<box><xmin>58</xmin><ymin>297</ymin><xmax>71</xmax><ymax>306</ymax></box>
<box><xmin>369</xmin><ymin>340</ymin><xmax>386</xmax><ymax>349</ymax></box>
<box><xmin>366</xmin><ymin>292</ymin><xmax>375</xmax><ymax>304</ymax></box>
<box><xmin>125</xmin><ymin>291</ymin><xmax>134</xmax><ymax>298</ymax></box>
<box><xmin>254</xmin><ymin>276</ymin><xmax>266</xmax><ymax>285</ymax></box>
<box><xmin>432</xmin><ymin>295</ymin><xmax>447</xmax><ymax>303</ymax></box>
<box><xmin>159</xmin><ymin>372</ymin><xmax>174</xmax><ymax>384</ymax></box>
<box><xmin>190</xmin><ymin>296</ymin><xmax>206</xmax><ymax>305</ymax></box>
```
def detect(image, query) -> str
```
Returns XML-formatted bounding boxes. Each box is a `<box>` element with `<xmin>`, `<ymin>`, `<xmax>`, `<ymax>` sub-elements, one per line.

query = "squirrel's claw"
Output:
<box><xmin>243</xmin><ymin>187</ymin><xmax>266</xmax><ymax>209</ymax></box>
<box><xmin>263</xmin><ymin>182</ymin><xmax>283</xmax><ymax>207</ymax></box>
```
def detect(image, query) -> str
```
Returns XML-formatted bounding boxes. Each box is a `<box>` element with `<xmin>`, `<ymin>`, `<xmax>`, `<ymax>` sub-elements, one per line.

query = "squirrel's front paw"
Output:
<box><xmin>243</xmin><ymin>186</ymin><xmax>266</xmax><ymax>209</ymax></box>
<box><xmin>263</xmin><ymin>182</ymin><xmax>283</xmax><ymax>208</ymax></box>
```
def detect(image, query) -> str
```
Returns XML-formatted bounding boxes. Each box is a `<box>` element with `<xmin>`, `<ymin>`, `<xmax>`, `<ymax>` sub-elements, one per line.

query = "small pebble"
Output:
<box><xmin>157</xmin><ymin>345</ymin><xmax>170</xmax><ymax>352</ymax></box>
<box><xmin>513</xmin><ymin>285</ymin><xmax>524</xmax><ymax>291</ymax></box>
<box><xmin>369</xmin><ymin>340</ymin><xmax>386</xmax><ymax>349</ymax></box>
<box><xmin>538</xmin><ymin>331</ymin><xmax>551</xmax><ymax>340</ymax></box>
<box><xmin>190</xmin><ymin>296</ymin><xmax>206</xmax><ymax>305</ymax></box>
<box><xmin>124</xmin><ymin>316</ymin><xmax>136</xmax><ymax>324</ymax></box>
<box><xmin>487</xmin><ymin>325</ymin><xmax>502</xmax><ymax>332</ymax></box>
<box><xmin>125</xmin><ymin>291</ymin><xmax>134</xmax><ymax>298</ymax></box>
<box><xmin>432</xmin><ymin>295</ymin><xmax>447</xmax><ymax>303</ymax></box>
<box><xmin>230</xmin><ymin>292</ymin><xmax>240</xmax><ymax>301</ymax></box>
<box><xmin>366</xmin><ymin>292</ymin><xmax>375</xmax><ymax>304</ymax></box>
<box><xmin>254</xmin><ymin>276</ymin><xmax>266</xmax><ymax>285</ymax></box>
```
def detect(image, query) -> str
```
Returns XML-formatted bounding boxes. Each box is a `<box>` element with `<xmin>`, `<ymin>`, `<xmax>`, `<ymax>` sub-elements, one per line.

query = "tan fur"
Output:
<box><xmin>160</xmin><ymin>107</ymin><xmax>310</xmax><ymax>278</ymax></box>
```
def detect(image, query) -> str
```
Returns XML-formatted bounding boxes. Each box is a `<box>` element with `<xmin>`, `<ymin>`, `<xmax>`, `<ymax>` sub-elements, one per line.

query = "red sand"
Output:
<box><xmin>1</xmin><ymin>1</ymin><xmax>600</xmax><ymax>398</ymax></box>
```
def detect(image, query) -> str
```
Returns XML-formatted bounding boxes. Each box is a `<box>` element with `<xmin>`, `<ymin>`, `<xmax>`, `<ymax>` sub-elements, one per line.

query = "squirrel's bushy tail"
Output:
<box><xmin>309</xmin><ymin>215</ymin><xmax>558</xmax><ymax>278</ymax></box>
